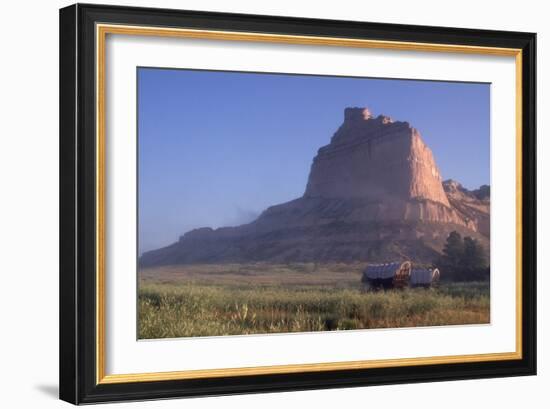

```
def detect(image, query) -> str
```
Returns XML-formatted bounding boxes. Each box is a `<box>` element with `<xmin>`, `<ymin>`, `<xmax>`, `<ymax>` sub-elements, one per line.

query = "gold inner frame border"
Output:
<box><xmin>95</xmin><ymin>23</ymin><xmax>523</xmax><ymax>385</ymax></box>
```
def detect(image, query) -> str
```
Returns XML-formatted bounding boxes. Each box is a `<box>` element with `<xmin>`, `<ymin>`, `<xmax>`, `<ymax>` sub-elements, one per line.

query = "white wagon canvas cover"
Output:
<box><xmin>410</xmin><ymin>268</ymin><xmax>440</xmax><ymax>286</ymax></box>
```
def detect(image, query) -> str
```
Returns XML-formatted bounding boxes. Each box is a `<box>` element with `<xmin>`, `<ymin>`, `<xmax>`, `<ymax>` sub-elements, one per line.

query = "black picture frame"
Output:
<box><xmin>60</xmin><ymin>3</ymin><xmax>536</xmax><ymax>404</ymax></box>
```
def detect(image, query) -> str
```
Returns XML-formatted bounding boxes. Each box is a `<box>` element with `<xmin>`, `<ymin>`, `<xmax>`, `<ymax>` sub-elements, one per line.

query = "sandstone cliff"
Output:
<box><xmin>305</xmin><ymin>107</ymin><xmax>450</xmax><ymax>206</ymax></box>
<box><xmin>140</xmin><ymin>108</ymin><xmax>490</xmax><ymax>267</ymax></box>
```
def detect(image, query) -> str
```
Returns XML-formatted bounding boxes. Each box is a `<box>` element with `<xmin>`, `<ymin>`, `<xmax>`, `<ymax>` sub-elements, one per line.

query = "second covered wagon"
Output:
<box><xmin>410</xmin><ymin>267</ymin><xmax>440</xmax><ymax>288</ymax></box>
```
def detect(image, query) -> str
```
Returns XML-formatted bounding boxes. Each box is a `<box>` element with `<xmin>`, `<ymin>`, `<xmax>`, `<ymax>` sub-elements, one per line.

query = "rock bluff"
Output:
<box><xmin>140</xmin><ymin>107</ymin><xmax>490</xmax><ymax>266</ymax></box>
<box><xmin>305</xmin><ymin>107</ymin><xmax>449</xmax><ymax>206</ymax></box>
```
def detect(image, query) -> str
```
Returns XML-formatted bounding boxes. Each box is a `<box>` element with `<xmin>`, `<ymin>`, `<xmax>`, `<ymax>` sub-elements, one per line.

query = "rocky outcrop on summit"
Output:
<box><xmin>140</xmin><ymin>107</ymin><xmax>490</xmax><ymax>267</ymax></box>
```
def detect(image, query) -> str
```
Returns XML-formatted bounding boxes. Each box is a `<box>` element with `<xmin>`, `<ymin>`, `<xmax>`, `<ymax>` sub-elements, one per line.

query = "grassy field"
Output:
<box><xmin>138</xmin><ymin>263</ymin><xmax>490</xmax><ymax>339</ymax></box>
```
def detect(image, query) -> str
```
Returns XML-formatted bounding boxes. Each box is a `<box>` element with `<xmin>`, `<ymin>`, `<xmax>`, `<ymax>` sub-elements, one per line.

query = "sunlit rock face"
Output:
<box><xmin>301</xmin><ymin>107</ymin><xmax>476</xmax><ymax>228</ymax></box>
<box><xmin>140</xmin><ymin>107</ymin><xmax>490</xmax><ymax>266</ymax></box>
<box><xmin>305</xmin><ymin>107</ymin><xmax>449</xmax><ymax>206</ymax></box>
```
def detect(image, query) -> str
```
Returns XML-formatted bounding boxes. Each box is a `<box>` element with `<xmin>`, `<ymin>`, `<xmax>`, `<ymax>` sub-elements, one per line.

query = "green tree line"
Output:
<box><xmin>437</xmin><ymin>231</ymin><xmax>489</xmax><ymax>281</ymax></box>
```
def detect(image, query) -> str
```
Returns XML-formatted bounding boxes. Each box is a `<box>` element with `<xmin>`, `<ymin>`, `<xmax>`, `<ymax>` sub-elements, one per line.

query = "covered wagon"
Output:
<box><xmin>410</xmin><ymin>268</ymin><xmax>440</xmax><ymax>288</ymax></box>
<box><xmin>361</xmin><ymin>261</ymin><xmax>411</xmax><ymax>291</ymax></box>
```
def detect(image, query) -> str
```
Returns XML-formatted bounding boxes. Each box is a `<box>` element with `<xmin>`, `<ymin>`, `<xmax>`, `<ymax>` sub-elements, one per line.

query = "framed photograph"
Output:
<box><xmin>59</xmin><ymin>3</ymin><xmax>536</xmax><ymax>404</ymax></box>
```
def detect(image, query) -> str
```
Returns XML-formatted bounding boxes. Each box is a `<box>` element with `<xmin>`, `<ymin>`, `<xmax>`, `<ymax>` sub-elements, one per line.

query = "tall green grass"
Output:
<box><xmin>138</xmin><ymin>281</ymin><xmax>489</xmax><ymax>339</ymax></box>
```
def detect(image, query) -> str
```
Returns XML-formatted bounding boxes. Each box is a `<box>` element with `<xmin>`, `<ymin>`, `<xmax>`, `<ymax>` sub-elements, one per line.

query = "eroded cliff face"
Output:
<box><xmin>443</xmin><ymin>180</ymin><xmax>490</xmax><ymax>237</ymax></box>
<box><xmin>302</xmin><ymin>108</ymin><xmax>480</xmax><ymax>229</ymax></box>
<box><xmin>305</xmin><ymin>107</ymin><xmax>449</xmax><ymax>207</ymax></box>
<box><xmin>140</xmin><ymin>107</ymin><xmax>490</xmax><ymax>267</ymax></box>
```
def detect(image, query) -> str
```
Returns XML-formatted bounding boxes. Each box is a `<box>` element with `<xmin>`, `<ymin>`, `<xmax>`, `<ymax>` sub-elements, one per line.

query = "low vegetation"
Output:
<box><xmin>138</xmin><ymin>263</ymin><xmax>489</xmax><ymax>339</ymax></box>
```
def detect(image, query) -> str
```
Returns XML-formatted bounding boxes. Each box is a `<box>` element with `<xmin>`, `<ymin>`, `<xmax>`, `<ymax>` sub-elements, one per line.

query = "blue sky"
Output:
<box><xmin>138</xmin><ymin>68</ymin><xmax>490</xmax><ymax>253</ymax></box>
